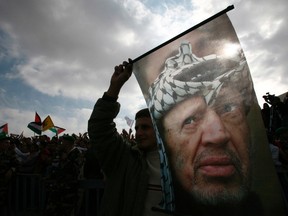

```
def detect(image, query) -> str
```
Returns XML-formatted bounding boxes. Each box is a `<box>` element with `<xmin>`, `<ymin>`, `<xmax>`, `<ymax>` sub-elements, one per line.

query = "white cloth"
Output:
<box><xmin>143</xmin><ymin>150</ymin><xmax>164</xmax><ymax>216</ymax></box>
<box><xmin>14</xmin><ymin>147</ymin><xmax>30</xmax><ymax>162</ymax></box>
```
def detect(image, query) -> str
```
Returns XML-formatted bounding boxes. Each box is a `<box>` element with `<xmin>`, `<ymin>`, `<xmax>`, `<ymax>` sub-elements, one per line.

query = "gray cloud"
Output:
<box><xmin>0</xmin><ymin>0</ymin><xmax>287</xmax><ymax>135</ymax></box>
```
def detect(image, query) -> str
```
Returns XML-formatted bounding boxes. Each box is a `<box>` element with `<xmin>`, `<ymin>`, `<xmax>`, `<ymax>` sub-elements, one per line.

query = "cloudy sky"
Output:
<box><xmin>0</xmin><ymin>0</ymin><xmax>287</xmax><ymax>137</ymax></box>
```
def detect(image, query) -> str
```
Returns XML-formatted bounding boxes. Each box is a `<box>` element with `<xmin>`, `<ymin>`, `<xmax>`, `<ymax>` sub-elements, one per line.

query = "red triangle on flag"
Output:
<box><xmin>35</xmin><ymin>112</ymin><xmax>41</xmax><ymax>123</ymax></box>
<box><xmin>0</xmin><ymin>123</ymin><xmax>8</xmax><ymax>134</ymax></box>
<box><xmin>49</xmin><ymin>126</ymin><xmax>66</xmax><ymax>135</ymax></box>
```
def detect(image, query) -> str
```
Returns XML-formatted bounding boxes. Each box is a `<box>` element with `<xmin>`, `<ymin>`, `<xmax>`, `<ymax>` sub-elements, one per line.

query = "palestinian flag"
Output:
<box><xmin>27</xmin><ymin>122</ymin><xmax>42</xmax><ymax>135</ymax></box>
<box><xmin>0</xmin><ymin>123</ymin><xmax>8</xmax><ymax>134</ymax></box>
<box><xmin>35</xmin><ymin>112</ymin><xmax>41</xmax><ymax>123</ymax></box>
<box><xmin>49</xmin><ymin>126</ymin><xmax>66</xmax><ymax>135</ymax></box>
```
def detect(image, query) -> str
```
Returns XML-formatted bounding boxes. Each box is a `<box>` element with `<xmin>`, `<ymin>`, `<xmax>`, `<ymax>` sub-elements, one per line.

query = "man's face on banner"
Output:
<box><xmin>162</xmin><ymin>85</ymin><xmax>251</xmax><ymax>205</ymax></box>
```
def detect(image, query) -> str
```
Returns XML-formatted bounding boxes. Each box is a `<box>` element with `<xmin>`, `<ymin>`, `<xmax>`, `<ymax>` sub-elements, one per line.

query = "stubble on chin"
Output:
<box><xmin>173</xmin><ymin>148</ymin><xmax>251</xmax><ymax>206</ymax></box>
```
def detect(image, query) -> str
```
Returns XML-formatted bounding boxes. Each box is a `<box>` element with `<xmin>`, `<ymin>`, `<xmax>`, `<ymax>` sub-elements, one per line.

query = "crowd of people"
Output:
<box><xmin>0</xmin><ymin>54</ymin><xmax>287</xmax><ymax>216</ymax></box>
<box><xmin>261</xmin><ymin>92</ymin><xmax>288</xmax><ymax>207</ymax></box>
<box><xmin>0</xmin><ymin>130</ymin><xmax>132</xmax><ymax>215</ymax></box>
<box><xmin>261</xmin><ymin>92</ymin><xmax>288</xmax><ymax>169</ymax></box>
<box><xmin>0</xmin><ymin>132</ymin><xmax>98</xmax><ymax>177</ymax></box>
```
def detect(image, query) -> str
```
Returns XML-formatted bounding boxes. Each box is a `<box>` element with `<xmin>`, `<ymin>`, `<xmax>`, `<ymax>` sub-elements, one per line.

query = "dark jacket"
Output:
<box><xmin>88</xmin><ymin>98</ymin><xmax>149</xmax><ymax>216</ymax></box>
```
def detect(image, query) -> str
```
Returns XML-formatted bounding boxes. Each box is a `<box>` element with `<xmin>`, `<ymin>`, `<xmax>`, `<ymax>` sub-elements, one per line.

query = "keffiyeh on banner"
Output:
<box><xmin>148</xmin><ymin>41</ymin><xmax>253</xmax><ymax>121</ymax></box>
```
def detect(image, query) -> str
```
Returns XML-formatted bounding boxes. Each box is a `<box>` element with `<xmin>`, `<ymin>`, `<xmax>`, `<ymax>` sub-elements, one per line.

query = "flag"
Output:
<box><xmin>0</xmin><ymin>123</ymin><xmax>8</xmax><ymax>134</ymax></box>
<box><xmin>49</xmin><ymin>126</ymin><xmax>66</xmax><ymax>135</ymax></box>
<box><xmin>42</xmin><ymin>115</ymin><xmax>54</xmax><ymax>131</ymax></box>
<box><xmin>27</xmin><ymin>122</ymin><xmax>42</xmax><ymax>135</ymax></box>
<box><xmin>27</xmin><ymin>112</ymin><xmax>42</xmax><ymax>135</ymax></box>
<box><xmin>35</xmin><ymin>112</ymin><xmax>41</xmax><ymax>123</ymax></box>
<box><xmin>124</xmin><ymin>116</ymin><xmax>134</xmax><ymax>128</ymax></box>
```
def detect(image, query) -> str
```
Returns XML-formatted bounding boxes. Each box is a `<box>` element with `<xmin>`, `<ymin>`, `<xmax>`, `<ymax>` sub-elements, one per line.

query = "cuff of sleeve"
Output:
<box><xmin>102</xmin><ymin>92</ymin><xmax>118</xmax><ymax>102</ymax></box>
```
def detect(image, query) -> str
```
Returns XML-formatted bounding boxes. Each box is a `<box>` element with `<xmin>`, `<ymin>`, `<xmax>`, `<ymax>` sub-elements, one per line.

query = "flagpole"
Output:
<box><xmin>133</xmin><ymin>5</ymin><xmax>234</xmax><ymax>62</ymax></box>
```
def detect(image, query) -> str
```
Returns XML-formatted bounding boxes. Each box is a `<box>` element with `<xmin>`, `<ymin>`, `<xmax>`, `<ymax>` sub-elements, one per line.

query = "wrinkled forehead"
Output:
<box><xmin>212</xmin><ymin>83</ymin><xmax>244</xmax><ymax>105</ymax></box>
<box><xmin>164</xmin><ymin>85</ymin><xmax>244</xmax><ymax>119</ymax></box>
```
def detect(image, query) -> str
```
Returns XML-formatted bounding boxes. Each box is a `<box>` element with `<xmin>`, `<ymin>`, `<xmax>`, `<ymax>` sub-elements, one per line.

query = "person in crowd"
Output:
<box><xmin>0</xmin><ymin>132</ymin><xmax>18</xmax><ymax>182</ymax></box>
<box><xmin>263</xmin><ymin>93</ymin><xmax>285</xmax><ymax>132</ymax></box>
<box><xmin>45</xmin><ymin>134</ymin><xmax>85</xmax><ymax>216</ymax></box>
<box><xmin>274</xmin><ymin>127</ymin><xmax>288</xmax><ymax>166</ymax></box>
<box><xmin>14</xmin><ymin>138</ymin><xmax>30</xmax><ymax>163</ymax></box>
<box><xmin>88</xmin><ymin>59</ymin><xmax>163</xmax><ymax>216</ymax></box>
<box><xmin>15</xmin><ymin>137</ymin><xmax>41</xmax><ymax>174</ymax></box>
<box><xmin>83</xmin><ymin>141</ymin><xmax>103</xmax><ymax>180</ymax></box>
<box><xmin>261</xmin><ymin>102</ymin><xmax>271</xmax><ymax>131</ymax></box>
<box><xmin>36</xmin><ymin>136</ymin><xmax>57</xmax><ymax>176</ymax></box>
<box><xmin>0</xmin><ymin>133</ymin><xmax>18</xmax><ymax>215</ymax></box>
<box><xmin>266</xmin><ymin>133</ymin><xmax>283</xmax><ymax>168</ymax></box>
<box><xmin>147</xmin><ymin>42</ymin><xmax>264</xmax><ymax>215</ymax></box>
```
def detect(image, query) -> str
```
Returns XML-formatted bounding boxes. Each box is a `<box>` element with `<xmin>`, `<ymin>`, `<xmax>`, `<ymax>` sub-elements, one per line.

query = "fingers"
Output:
<box><xmin>114</xmin><ymin>65</ymin><xmax>122</xmax><ymax>75</ymax></box>
<box><xmin>124</xmin><ymin>59</ymin><xmax>133</xmax><ymax>73</ymax></box>
<box><xmin>122</xmin><ymin>60</ymin><xmax>131</xmax><ymax>70</ymax></box>
<box><xmin>115</xmin><ymin>58</ymin><xmax>133</xmax><ymax>74</ymax></box>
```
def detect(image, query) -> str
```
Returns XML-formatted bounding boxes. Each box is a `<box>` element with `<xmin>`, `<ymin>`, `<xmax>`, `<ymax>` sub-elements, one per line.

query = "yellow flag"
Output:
<box><xmin>42</xmin><ymin>115</ymin><xmax>54</xmax><ymax>131</ymax></box>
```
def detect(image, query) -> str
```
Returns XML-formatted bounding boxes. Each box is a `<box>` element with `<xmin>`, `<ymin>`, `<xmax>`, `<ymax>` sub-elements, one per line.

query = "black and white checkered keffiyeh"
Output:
<box><xmin>148</xmin><ymin>41</ymin><xmax>252</xmax><ymax>121</ymax></box>
<box><xmin>148</xmin><ymin>41</ymin><xmax>253</xmax><ymax>212</ymax></box>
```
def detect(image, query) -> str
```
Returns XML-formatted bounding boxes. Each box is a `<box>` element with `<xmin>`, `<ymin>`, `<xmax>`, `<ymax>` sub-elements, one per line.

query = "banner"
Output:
<box><xmin>133</xmin><ymin>8</ymin><xmax>286</xmax><ymax>216</ymax></box>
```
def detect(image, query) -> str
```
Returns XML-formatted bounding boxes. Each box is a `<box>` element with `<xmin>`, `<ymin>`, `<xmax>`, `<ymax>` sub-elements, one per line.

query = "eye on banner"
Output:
<box><xmin>133</xmin><ymin>5</ymin><xmax>287</xmax><ymax>216</ymax></box>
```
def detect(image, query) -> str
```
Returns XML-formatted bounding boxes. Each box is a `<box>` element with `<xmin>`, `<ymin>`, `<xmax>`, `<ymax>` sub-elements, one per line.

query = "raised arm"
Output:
<box><xmin>106</xmin><ymin>58</ymin><xmax>133</xmax><ymax>98</ymax></box>
<box><xmin>88</xmin><ymin>59</ymin><xmax>133</xmax><ymax>176</ymax></box>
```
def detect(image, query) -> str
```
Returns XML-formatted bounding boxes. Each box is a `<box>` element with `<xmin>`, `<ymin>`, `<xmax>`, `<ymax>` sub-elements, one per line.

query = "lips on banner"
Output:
<box><xmin>132</xmin><ymin>5</ymin><xmax>286</xmax><ymax>216</ymax></box>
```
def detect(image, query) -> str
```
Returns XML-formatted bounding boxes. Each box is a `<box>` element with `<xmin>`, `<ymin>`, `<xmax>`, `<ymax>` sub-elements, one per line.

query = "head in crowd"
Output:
<box><xmin>60</xmin><ymin>134</ymin><xmax>76</xmax><ymax>152</ymax></box>
<box><xmin>0</xmin><ymin>132</ymin><xmax>11</xmax><ymax>151</ymax></box>
<box><xmin>134</xmin><ymin>108</ymin><xmax>157</xmax><ymax>152</ymax></box>
<box><xmin>148</xmin><ymin>41</ymin><xmax>257</xmax><ymax>209</ymax></box>
<box><xmin>275</xmin><ymin>127</ymin><xmax>288</xmax><ymax>144</ymax></box>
